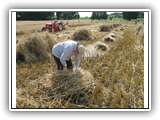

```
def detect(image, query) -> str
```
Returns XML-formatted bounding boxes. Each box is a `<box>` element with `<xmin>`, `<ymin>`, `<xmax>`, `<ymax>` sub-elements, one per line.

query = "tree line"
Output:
<box><xmin>16</xmin><ymin>12</ymin><xmax>143</xmax><ymax>21</ymax></box>
<box><xmin>90</xmin><ymin>12</ymin><xmax>143</xmax><ymax>21</ymax></box>
<box><xmin>16</xmin><ymin>12</ymin><xmax>79</xmax><ymax>20</ymax></box>
<box><xmin>90</xmin><ymin>12</ymin><xmax>108</xmax><ymax>21</ymax></box>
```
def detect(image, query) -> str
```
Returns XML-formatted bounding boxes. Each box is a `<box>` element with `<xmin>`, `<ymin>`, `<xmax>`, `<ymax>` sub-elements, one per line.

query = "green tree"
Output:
<box><xmin>90</xmin><ymin>12</ymin><xmax>107</xmax><ymax>21</ymax></box>
<box><xmin>90</xmin><ymin>12</ymin><xmax>96</xmax><ymax>20</ymax></box>
<box><xmin>141</xmin><ymin>12</ymin><xmax>144</xmax><ymax>18</ymax></box>
<box><xmin>122</xmin><ymin>12</ymin><xmax>139</xmax><ymax>21</ymax></box>
<box><xmin>56</xmin><ymin>12</ymin><xmax>62</xmax><ymax>20</ymax></box>
<box><xmin>109</xmin><ymin>17</ymin><xmax>113</xmax><ymax>20</ymax></box>
<box><xmin>77</xmin><ymin>14</ymin><xmax>80</xmax><ymax>19</ymax></box>
<box><xmin>139</xmin><ymin>12</ymin><xmax>144</xmax><ymax>18</ymax></box>
<box><xmin>59</xmin><ymin>12</ymin><xmax>79</xmax><ymax>20</ymax></box>
<box><xmin>95</xmin><ymin>12</ymin><xmax>104</xmax><ymax>21</ymax></box>
<box><xmin>117</xmin><ymin>14</ymin><xmax>122</xmax><ymax>18</ymax></box>
<box><xmin>16</xmin><ymin>12</ymin><xmax>55</xmax><ymax>20</ymax></box>
<box><xmin>101</xmin><ymin>12</ymin><xmax>108</xmax><ymax>20</ymax></box>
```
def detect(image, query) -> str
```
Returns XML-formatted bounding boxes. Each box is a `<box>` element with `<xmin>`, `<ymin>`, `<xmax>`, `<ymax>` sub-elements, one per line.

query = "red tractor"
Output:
<box><xmin>42</xmin><ymin>21</ymin><xmax>63</xmax><ymax>32</ymax></box>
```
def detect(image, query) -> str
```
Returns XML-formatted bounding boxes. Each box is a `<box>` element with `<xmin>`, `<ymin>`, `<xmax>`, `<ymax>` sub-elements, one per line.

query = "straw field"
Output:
<box><xmin>16</xmin><ymin>20</ymin><xmax>144</xmax><ymax>108</ymax></box>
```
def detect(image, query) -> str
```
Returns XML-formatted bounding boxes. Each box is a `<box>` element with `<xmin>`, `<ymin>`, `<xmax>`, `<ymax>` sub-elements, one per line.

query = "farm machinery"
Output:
<box><xmin>42</xmin><ymin>21</ymin><xmax>68</xmax><ymax>32</ymax></box>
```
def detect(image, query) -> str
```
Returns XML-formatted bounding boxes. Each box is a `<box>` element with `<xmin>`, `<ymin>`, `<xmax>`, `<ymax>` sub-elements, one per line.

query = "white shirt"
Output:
<box><xmin>52</xmin><ymin>40</ymin><xmax>80</xmax><ymax>69</ymax></box>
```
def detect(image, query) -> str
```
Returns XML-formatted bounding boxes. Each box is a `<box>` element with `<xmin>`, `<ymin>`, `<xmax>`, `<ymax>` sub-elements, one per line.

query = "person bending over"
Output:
<box><xmin>52</xmin><ymin>40</ymin><xmax>85</xmax><ymax>73</ymax></box>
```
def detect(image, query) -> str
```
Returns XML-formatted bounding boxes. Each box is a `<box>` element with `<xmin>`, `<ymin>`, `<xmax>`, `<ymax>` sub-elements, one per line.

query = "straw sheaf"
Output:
<box><xmin>119</xmin><ymin>27</ymin><xmax>124</xmax><ymax>31</ymax></box>
<box><xmin>102</xmin><ymin>35</ymin><xmax>114</xmax><ymax>42</ymax></box>
<box><xmin>16</xmin><ymin>32</ymin><xmax>56</xmax><ymax>63</ymax></box>
<box><xmin>84</xmin><ymin>44</ymin><xmax>100</xmax><ymax>59</ymax></box>
<box><xmin>113</xmin><ymin>24</ymin><xmax>118</xmax><ymax>27</ymax></box>
<box><xmin>48</xmin><ymin>68</ymin><xmax>97</xmax><ymax>102</ymax></box>
<box><xmin>94</xmin><ymin>41</ymin><xmax>109</xmax><ymax>51</ymax></box>
<box><xmin>84</xmin><ymin>41</ymin><xmax>109</xmax><ymax>59</ymax></box>
<box><xmin>99</xmin><ymin>25</ymin><xmax>110</xmax><ymax>32</ymax></box>
<box><xmin>109</xmin><ymin>24</ymin><xmax>114</xmax><ymax>29</ymax></box>
<box><xmin>71</xmin><ymin>28</ymin><xmax>92</xmax><ymax>40</ymax></box>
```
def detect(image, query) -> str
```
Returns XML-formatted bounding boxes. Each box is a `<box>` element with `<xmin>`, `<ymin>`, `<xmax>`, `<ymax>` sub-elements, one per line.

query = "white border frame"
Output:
<box><xmin>9</xmin><ymin>9</ymin><xmax>151</xmax><ymax>111</ymax></box>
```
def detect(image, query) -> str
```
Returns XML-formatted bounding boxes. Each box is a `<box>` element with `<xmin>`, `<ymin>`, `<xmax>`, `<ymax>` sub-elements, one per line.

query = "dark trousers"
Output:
<box><xmin>53</xmin><ymin>55</ymin><xmax>73</xmax><ymax>70</ymax></box>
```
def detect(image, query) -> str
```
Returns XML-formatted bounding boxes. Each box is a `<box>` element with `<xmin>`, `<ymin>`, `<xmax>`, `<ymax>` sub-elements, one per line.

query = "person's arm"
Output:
<box><xmin>74</xmin><ymin>54</ymin><xmax>80</xmax><ymax>71</ymax></box>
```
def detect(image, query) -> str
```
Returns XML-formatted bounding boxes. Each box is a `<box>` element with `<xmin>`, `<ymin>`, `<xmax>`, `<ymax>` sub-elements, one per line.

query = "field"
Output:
<box><xmin>16</xmin><ymin>19</ymin><xmax>144</xmax><ymax>108</ymax></box>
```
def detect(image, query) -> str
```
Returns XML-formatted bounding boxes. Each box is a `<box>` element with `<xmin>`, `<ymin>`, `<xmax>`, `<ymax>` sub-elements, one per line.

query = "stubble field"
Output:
<box><xmin>16</xmin><ymin>20</ymin><xmax>144</xmax><ymax>108</ymax></box>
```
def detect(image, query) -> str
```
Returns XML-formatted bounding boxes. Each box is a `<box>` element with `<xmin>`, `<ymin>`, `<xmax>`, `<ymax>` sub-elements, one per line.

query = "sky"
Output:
<box><xmin>79</xmin><ymin>12</ymin><xmax>122</xmax><ymax>17</ymax></box>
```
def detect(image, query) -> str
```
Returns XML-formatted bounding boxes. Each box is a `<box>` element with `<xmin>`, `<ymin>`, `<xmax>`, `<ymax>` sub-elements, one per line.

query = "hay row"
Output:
<box><xmin>102</xmin><ymin>32</ymin><xmax>122</xmax><ymax>43</ymax></box>
<box><xmin>119</xmin><ymin>24</ymin><xmax>128</xmax><ymax>31</ymax></box>
<box><xmin>67</xmin><ymin>23</ymin><xmax>91</xmax><ymax>27</ymax></box>
<box><xmin>16</xmin><ymin>29</ymin><xmax>42</xmax><ymax>35</ymax></box>
<box><xmin>71</xmin><ymin>23</ymin><xmax>122</xmax><ymax>41</ymax></box>
<box><xmin>83</xmin><ymin>23</ymin><xmax>124</xmax><ymax>59</ymax></box>
<box><xmin>99</xmin><ymin>23</ymin><xmax>121</xmax><ymax>32</ymax></box>
<box><xmin>136</xmin><ymin>24</ymin><xmax>144</xmax><ymax>50</ymax></box>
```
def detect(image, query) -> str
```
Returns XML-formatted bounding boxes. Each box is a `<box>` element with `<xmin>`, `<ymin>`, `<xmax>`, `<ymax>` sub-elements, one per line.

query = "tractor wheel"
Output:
<box><xmin>59</xmin><ymin>23</ymin><xmax>62</xmax><ymax>31</ymax></box>
<box><xmin>50</xmin><ymin>28</ymin><xmax>53</xmax><ymax>32</ymax></box>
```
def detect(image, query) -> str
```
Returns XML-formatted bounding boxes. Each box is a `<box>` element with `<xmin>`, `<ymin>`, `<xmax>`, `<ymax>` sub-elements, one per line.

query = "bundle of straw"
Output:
<box><xmin>109</xmin><ymin>24</ymin><xmax>114</xmax><ymax>29</ymax></box>
<box><xmin>84</xmin><ymin>42</ymin><xmax>109</xmax><ymax>59</ymax></box>
<box><xmin>119</xmin><ymin>27</ymin><xmax>124</xmax><ymax>31</ymax></box>
<box><xmin>84</xmin><ymin>45</ymin><xmax>100</xmax><ymax>59</ymax></box>
<box><xmin>49</xmin><ymin>68</ymin><xmax>97</xmax><ymax>104</ymax></box>
<box><xmin>102</xmin><ymin>35</ymin><xmax>114</xmax><ymax>42</ymax></box>
<box><xmin>71</xmin><ymin>28</ymin><xmax>92</xmax><ymax>40</ymax></box>
<box><xmin>113</xmin><ymin>24</ymin><xmax>117</xmax><ymax>27</ymax></box>
<box><xmin>16</xmin><ymin>32</ymin><xmax>56</xmax><ymax>63</ymax></box>
<box><xmin>99</xmin><ymin>25</ymin><xmax>110</xmax><ymax>32</ymax></box>
<box><xmin>116</xmin><ymin>24</ymin><xmax>120</xmax><ymax>27</ymax></box>
<box><xmin>94</xmin><ymin>41</ymin><xmax>109</xmax><ymax>51</ymax></box>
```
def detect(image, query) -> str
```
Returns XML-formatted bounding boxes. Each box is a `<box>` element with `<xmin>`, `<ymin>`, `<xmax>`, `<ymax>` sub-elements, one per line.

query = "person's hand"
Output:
<box><xmin>75</xmin><ymin>68</ymin><xmax>80</xmax><ymax>73</ymax></box>
<box><xmin>64</xmin><ymin>64</ymin><xmax>67</xmax><ymax>68</ymax></box>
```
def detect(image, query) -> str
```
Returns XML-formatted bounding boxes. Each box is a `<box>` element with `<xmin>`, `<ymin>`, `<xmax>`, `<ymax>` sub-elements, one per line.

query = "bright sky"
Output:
<box><xmin>79</xmin><ymin>12</ymin><xmax>122</xmax><ymax>17</ymax></box>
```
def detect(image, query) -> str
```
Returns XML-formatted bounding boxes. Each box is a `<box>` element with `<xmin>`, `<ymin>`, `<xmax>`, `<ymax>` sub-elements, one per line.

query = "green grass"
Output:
<box><xmin>136</xmin><ymin>18</ymin><xmax>144</xmax><ymax>20</ymax></box>
<box><xmin>77</xmin><ymin>17</ymin><xmax>92</xmax><ymax>20</ymax></box>
<box><xmin>75</xmin><ymin>17</ymin><xmax>144</xmax><ymax>21</ymax></box>
<box><xmin>73</xmin><ymin>17</ymin><xmax>123</xmax><ymax>21</ymax></box>
<box><xmin>59</xmin><ymin>17</ymin><xmax>143</xmax><ymax>25</ymax></box>
<box><xmin>40</xmin><ymin>17</ymin><xmax>144</xmax><ymax>22</ymax></box>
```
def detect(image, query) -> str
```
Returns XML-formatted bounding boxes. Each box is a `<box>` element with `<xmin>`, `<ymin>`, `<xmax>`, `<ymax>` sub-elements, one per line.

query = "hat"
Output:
<box><xmin>78</xmin><ymin>45</ymin><xmax>85</xmax><ymax>58</ymax></box>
